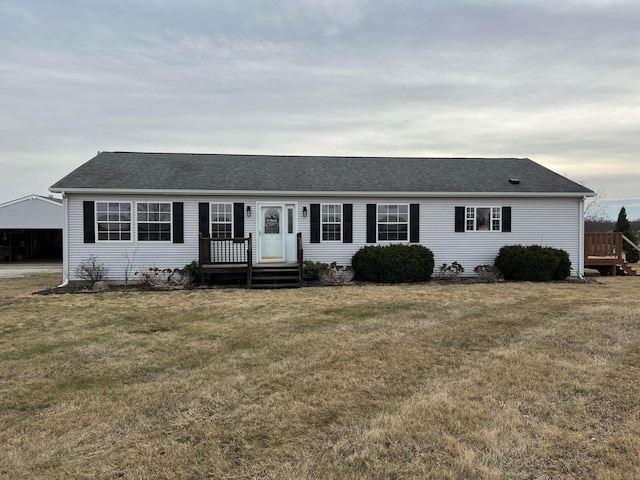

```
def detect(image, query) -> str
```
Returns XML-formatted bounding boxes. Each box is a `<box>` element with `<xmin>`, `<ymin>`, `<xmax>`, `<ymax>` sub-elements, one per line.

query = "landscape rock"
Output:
<box><xmin>93</xmin><ymin>281</ymin><xmax>110</xmax><ymax>292</ymax></box>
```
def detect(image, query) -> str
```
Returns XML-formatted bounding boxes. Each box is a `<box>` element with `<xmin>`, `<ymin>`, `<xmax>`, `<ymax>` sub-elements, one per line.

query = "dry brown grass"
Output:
<box><xmin>1</xmin><ymin>274</ymin><xmax>640</xmax><ymax>479</ymax></box>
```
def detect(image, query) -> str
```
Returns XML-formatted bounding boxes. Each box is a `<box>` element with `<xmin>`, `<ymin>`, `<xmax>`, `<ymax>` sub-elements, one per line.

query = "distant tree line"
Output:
<box><xmin>585</xmin><ymin>218</ymin><xmax>640</xmax><ymax>234</ymax></box>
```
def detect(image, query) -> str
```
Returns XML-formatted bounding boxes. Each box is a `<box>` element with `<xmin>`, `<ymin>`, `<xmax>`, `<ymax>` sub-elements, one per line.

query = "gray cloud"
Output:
<box><xmin>1</xmin><ymin>0</ymin><xmax>638</xmax><ymax>215</ymax></box>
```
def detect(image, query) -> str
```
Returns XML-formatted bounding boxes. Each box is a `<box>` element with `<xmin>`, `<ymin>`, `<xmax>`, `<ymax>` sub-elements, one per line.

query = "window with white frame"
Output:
<box><xmin>466</xmin><ymin>207</ymin><xmax>501</xmax><ymax>231</ymax></box>
<box><xmin>137</xmin><ymin>202</ymin><xmax>171</xmax><ymax>241</ymax></box>
<box><xmin>211</xmin><ymin>203</ymin><xmax>233</xmax><ymax>239</ymax></box>
<box><xmin>96</xmin><ymin>202</ymin><xmax>131</xmax><ymax>241</ymax></box>
<box><xmin>321</xmin><ymin>204</ymin><xmax>342</xmax><ymax>241</ymax></box>
<box><xmin>378</xmin><ymin>204</ymin><xmax>408</xmax><ymax>241</ymax></box>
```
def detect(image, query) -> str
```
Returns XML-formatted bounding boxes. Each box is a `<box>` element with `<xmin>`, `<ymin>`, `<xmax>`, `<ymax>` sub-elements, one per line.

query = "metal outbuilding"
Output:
<box><xmin>0</xmin><ymin>194</ymin><xmax>63</xmax><ymax>262</ymax></box>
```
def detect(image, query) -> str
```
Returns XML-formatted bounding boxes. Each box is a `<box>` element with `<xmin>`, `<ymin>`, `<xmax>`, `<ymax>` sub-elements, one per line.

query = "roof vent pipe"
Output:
<box><xmin>509</xmin><ymin>178</ymin><xmax>520</xmax><ymax>184</ymax></box>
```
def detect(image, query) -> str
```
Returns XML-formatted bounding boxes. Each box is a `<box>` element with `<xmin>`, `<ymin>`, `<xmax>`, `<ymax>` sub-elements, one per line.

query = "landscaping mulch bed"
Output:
<box><xmin>33</xmin><ymin>275</ymin><xmax>599</xmax><ymax>296</ymax></box>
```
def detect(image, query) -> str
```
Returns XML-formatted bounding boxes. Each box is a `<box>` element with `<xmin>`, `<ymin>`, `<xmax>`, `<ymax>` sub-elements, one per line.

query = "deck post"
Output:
<box><xmin>297</xmin><ymin>232</ymin><xmax>303</xmax><ymax>286</ymax></box>
<box><xmin>247</xmin><ymin>233</ymin><xmax>253</xmax><ymax>288</ymax></box>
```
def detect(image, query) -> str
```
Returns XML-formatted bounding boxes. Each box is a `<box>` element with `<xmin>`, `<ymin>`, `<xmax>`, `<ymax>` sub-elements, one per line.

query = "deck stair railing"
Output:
<box><xmin>199</xmin><ymin>233</ymin><xmax>253</xmax><ymax>286</ymax></box>
<box><xmin>199</xmin><ymin>233</ymin><xmax>253</xmax><ymax>267</ymax></box>
<box><xmin>622</xmin><ymin>234</ymin><xmax>640</xmax><ymax>254</ymax></box>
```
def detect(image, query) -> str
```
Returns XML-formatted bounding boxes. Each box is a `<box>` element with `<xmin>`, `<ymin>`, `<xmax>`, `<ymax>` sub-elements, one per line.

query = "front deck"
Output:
<box><xmin>584</xmin><ymin>232</ymin><xmax>638</xmax><ymax>276</ymax></box>
<box><xmin>199</xmin><ymin>233</ymin><xmax>303</xmax><ymax>288</ymax></box>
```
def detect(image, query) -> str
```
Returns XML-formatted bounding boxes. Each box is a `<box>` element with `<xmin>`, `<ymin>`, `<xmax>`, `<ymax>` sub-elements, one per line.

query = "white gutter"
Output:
<box><xmin>48</xmin><ymin>188</ymin><xmax>596</xmax><ymax>198</ymax></box>
<box><xmin>57</xmin><ymin>192</ymin><xmax>69</xmax><ymax>288</ymax></box>
<box><xmin>578</xmin><ymin>196</ymin><xmax>586</xmax><ymax>277</ymax></box>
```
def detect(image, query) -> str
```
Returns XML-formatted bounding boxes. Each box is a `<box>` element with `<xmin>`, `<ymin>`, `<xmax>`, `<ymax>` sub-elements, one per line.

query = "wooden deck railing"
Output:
<box><xmin>584</xmin><ymin>232</ymin><xmax>640</xmax><ymax>276</ymax></box>
<box><xmin>199</xmin><ymin>233</ymin><xmax>253</xmax><ymax>267</ymax></box>
<box><xmin>199</xmin><ymin>232</ymin><xmax>304</xmax><ymax>287</ymax></box>
<box><xmin>585</xmin><ymin>232</ymin><xmax>622</xmax><ymax>259</ymax></box>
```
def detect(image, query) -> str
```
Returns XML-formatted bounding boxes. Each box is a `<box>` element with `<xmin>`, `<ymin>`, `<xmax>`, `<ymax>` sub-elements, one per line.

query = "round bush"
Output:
<box><xmin>351</xmin><ymin>244</ymin><xmax>434</xmax><ymax>283</ymax></box>
<box><xmin>495</xmin><ymin>245</ymin><xmax>571</xmax><ymax>281</ymax></box>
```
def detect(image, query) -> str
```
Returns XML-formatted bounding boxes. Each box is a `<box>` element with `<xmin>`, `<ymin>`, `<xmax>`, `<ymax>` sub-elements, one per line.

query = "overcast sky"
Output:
<box><xmin>1</xmin><ymin>0</ymin><xmax>638</xmax><ymax>218</ymax></box>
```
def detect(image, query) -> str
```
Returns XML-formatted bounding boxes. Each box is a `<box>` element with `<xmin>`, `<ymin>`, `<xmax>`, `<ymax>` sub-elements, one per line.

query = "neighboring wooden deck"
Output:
<box><xmin>584</xmin><ymin>232</ymin><xmax>638</xmax><ymax>276</ymax></box>
<box><xmin>199</xmin><ymin>233</ymin><xmax>303</xmax><ymax>288</ymax></box>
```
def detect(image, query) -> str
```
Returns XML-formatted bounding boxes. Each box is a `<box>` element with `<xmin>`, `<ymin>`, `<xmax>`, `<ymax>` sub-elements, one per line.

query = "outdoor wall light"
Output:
<box><xmin>302</xmin><ymin>206</ymin><xmax>308</xmax><ymax>217</ymax></box>
<box><xmin>246</xmin><ymin>205</ymin><xmax>252</xmax><ymax>217</ymax></box>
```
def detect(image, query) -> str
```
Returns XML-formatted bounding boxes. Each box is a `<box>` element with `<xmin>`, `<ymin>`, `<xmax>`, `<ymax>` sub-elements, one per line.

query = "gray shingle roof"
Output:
<box><xmin>50</xmin><ymin>152</ymin><xmax>594</xmax><ymax>195</ymax></box>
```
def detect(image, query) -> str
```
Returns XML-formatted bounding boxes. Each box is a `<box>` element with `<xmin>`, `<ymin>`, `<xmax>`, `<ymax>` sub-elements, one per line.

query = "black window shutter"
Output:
<box><xmin>502</xmin><ymin>206</ymin><xmax>512</xmax><ymax>232</ymax></box>
<box><xmin>198</xmin><ymin>203</ymin><xmax>210</xmax><ymax>238</ymax></box>
<box><xmin>172</xmin><ymin>202</ymin><xmax>184</xmax><ymax>243</ymax></box>
<box><xmin>455</xmin><ymin>206</ymin><xmax>465</xmax><ymax>232</ymax></box>
<box><xmin>343</xmin><ymin>204</ymin><xmax>353</xmax><ymax>243</ymax></box>
<box><xmin>310</xmin><ymin>204</ymin><xmax>320</xmax><ymax>243</ymax></box>
<box><xmin>83</xmin><ymin>201</ymin><xmax>95</xmax><ymax>243</ymax></box>
<box><xmin>366</xmin><ymin>204</ymin><xmax>377</xmax><ymax>243</ymax></box>
<box><xmin>410</xmin><ymin>204</ymin><xmax>419</xmax><ymax>243</ymax></box>
<box><xmin>233</xmin><ymin>203</ymin><xmax>244</xmax><ymax>238</ymax></box>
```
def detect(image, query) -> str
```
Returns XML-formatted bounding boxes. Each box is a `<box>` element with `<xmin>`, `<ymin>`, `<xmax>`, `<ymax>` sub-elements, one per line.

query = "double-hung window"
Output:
<box><xmin>378</xmin><ymin>204</ymin><xmax>409</xmax><ymax>241</ymax></box>
<box><xmin>96</xmin><ymin>202</ymin><xmax>131</xmax><ymax>241</ymax></box>
<box><xmin>137</xmin><ymin>202</ymin><xmax>171</xmax><ymax>241</ymax></box>
<box><xmin>211</xmin><ymin>203</ymin><xmax>233</xmax><ymax>239</ymax></box>
<box><xmin>466</xmin><ymin>207</ymin><xmax>501</xmax><ymax>231</ymax></box>
<box><xmin>321</xmin><ymin>204</ymin><xmax>342</xmax><ymax>241</ymax></box>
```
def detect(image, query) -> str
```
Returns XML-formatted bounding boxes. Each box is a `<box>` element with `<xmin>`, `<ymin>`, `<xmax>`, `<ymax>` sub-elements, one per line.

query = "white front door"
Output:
<box><xmin>259</xmin><ymin>205</ymin><xmax>285</xmax><ymax>262</ymax></box>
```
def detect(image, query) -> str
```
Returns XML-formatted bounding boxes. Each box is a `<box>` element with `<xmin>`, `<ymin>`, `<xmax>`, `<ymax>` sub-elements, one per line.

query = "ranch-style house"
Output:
<box><xmin>49</xmin><ymin>152</ymin><xmax>595</xmax><ymax>286</ymax></box>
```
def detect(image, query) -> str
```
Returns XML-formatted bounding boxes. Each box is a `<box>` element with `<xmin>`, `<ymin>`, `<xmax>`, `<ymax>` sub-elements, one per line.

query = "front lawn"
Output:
<box><xmin>1</xmin><ymin>274</ymin><xmax>639</xmax><ymax>479</ymax></box>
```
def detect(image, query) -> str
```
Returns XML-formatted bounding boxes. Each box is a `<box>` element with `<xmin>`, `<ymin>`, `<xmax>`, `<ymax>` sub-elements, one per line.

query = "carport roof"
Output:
<box><xmin>0</xmin><ymin>194</ymin><xmax>63</xmax><ymax>229</ymax></box>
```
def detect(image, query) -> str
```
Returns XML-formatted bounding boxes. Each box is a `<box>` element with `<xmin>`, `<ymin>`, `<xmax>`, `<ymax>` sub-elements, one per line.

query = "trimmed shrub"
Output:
<box><xmin>495</xmin><ymin>245</ymin><xmax>571</xmax><ymax>281</ymax></box>
<box><xmin>351</xmin><ymin>244</ymin><xmax>434</xmax><ymax>283</ymax></box>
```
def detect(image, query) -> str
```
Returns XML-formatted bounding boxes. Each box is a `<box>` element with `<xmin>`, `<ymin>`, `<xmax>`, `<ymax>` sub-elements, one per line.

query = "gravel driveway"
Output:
<box><xmin>0</xmin><ymin>262</ymin><xmax>62</xmax><ymax>279</ymax></box>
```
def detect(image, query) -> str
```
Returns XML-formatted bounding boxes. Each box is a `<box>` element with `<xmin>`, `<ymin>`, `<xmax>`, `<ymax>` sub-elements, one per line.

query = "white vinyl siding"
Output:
<box><xmin>66</xmin><ymin>196</ymin><xmax>194</xmax><ymax>281</ymax></box>
<box><xmin>64</xmin><ymin>194</ymin><xmax>585</xmax><ymax>281</ymax></box>
<box><xmin>300</xmin><ymin>197</ymin><xmax>582</xmax><ymax>276</ymax></box>
<box><xmin>424</xmin><ymin>198</ymin><xmax>581</xmax><ymax>276</ymax></box>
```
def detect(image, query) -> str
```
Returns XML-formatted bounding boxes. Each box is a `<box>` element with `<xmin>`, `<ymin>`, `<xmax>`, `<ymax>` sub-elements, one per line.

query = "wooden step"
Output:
<box><xmin>250</xmin><ymin>264</ymin><xmax>302</xmax><ymax>288</ymax></box>
<box><xmin>250</xmin><ymin>283</ymin><xmax>301</xmax><ymax>289</ymax></box>
<box><xmin>621</xmin><ymin>264</ymin><xmax>637</xmax><ymax>276</ymax></box>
